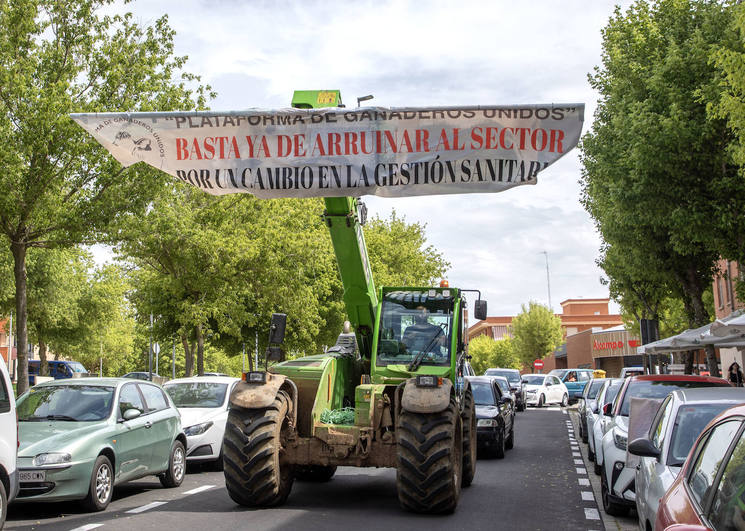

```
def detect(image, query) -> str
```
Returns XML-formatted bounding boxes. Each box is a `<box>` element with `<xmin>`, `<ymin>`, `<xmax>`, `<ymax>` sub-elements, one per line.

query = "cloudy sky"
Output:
<box><xmin>124</xmin><ymin>0</ymin><xmax>633</xmax><ymax>317</ymax></box>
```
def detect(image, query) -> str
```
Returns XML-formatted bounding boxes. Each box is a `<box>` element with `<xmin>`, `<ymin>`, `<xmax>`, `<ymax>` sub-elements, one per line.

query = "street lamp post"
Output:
<box><xmin>540</xmin><ymin>251</ymin><xmax>553</xmax><ymax>310</ymax></box>
<box><xmin>357</xmin><ymin>94</ymin><xmax>373</xmax><ymax>107</ymax></box>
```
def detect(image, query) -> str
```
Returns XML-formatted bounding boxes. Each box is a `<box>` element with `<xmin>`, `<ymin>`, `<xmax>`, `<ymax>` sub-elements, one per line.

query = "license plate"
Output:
<box><xmin>20</xmin><ymin>470</ymin><xmax>46</xmax><ymax>482</ymax></box>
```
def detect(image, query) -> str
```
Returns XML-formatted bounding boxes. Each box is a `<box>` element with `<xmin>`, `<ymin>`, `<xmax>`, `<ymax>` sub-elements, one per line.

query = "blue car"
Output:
<box><xmin>28</xmin><ymin>360</ymin><xmax>89</xmax><ymax>385</ymax></box>
<box><xmin>548</xmin><ymin>368</ymin><xmax>594</xmax><ymax>402</ymax></box>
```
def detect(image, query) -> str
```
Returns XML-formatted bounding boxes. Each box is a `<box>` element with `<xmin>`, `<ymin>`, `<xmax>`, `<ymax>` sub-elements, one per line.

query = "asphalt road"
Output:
<box><xmin>6</xmin><ymin>406</ymin><xmax>603</xmax><ymax>531</ymax></box>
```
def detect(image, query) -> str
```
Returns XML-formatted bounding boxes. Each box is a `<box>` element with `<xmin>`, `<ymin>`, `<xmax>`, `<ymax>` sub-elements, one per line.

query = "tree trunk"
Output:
<box><xmin>681</xmin><ymin>267</ymin><xmax>720</xmax><ymax>376</ymax></box>
<box><xmin>11</xmin><ymin>241</ymin><xmax>29</xmax><ymax>395</ymax></box>
<box><xmin>182</xmin><ymin>335</ymin><xmax>193</xmax><ymax>377</ymax></box>
<box><xmin>39</xmin><ymin>340</ymin><xmax>48</xmax><ymax>376</ymax></box>
<box><xmin>704</xmin><ymin>345</ymin><xmax>720</xmax><ymax>378</ymax></box>
<box><xmin>196</xmin><ymin>324</ymin><xmax>204</xmax><ymax>376</ymax></box>
<box><xmin>684</xmin><ymin>351</ymin><xmax>694</xmax><ymax>375</ymax></box>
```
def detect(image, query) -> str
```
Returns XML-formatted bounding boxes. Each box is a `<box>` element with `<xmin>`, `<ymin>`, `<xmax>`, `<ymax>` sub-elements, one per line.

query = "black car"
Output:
<box><xmin>485</xmin><ymin>368</ymin><xmax>525</xmax><ymax>411</ymax></box>
<box><xmin>466</xmin><ymin>376</ymin><xmax>515</xmax><ymax>458</ymax></box>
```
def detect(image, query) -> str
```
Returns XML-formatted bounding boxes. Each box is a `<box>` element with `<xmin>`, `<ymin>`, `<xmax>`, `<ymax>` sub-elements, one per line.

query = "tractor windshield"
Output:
<box><xmin>376</xmin><ymin>290</ymin><xmax>453</xmax><ymax>367</ymax></box>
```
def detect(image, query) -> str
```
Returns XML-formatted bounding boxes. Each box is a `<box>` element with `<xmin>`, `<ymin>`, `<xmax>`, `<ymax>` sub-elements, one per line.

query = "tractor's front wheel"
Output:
<box><xmin>461</xmin><ymin>385</ymin><xmax>477</xmax><ymax>488</ymax></box>
<box><xmin>396</xmin><ymin>396</ymin><xmax>462</xmax><ymax>514</ymax></box>
<box><xmin>223</xmin><ymin>391</ymin><xmax>295</xmax><ymax>507</ymax></box>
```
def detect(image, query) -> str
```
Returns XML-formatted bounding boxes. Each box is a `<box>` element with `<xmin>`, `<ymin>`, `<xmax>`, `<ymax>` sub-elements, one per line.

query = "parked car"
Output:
<box><xmin>578</xmin><ymin>378</ymin><xmax>608</xmax><ymax>443</ymax></box>
<box><xmin>548</xmin><ymin>368</ymin><xmax>594</xmax><ymax>403</ymax></box>
<box><xmin>655</xmin><ymin>403</ymin><xmax>745</xmax><ymax>531</ymax></box>
<box><xmin>598</xmin><ymin>374</ymin><xmax>731</xmax><ymax>516</ymax></box>
<box><xmin>466</xmin><ymin>376</ymin><xmax>514</xmax><ymax>458</ymax></box>
<box><xmin>200</xmin><ymin>372</ymin><xmax>230</xmax><ymax>377</ymax></box>
<box><xmin>522</xmin><ymin>373</ymin><xmax>569</xmax><ymax>407</ymax></box>
<box><xmin>163</xmin><ymin>376</ymin><xmax>239</xmax><ymax>468</ymax></box>
<box><xmin>0</xmin><ymin>356</ymin><xmax>18</xmax><ymax>529</ymax></box>
<box><xmin>630</xmin><ymin>387</ymin><xmax>745</xmax><ymax>531</ymax></box>
<box><xmin>489</xmin><ymin>375</ymin><xmax>517</xmax><ymax>422</ymax></box>
<box><xmin>28</xmin><ymin>360</ymin><xmax>88</xmax><ymax>385</ymax></box>
<box><xmin>589</xmin><ymin>379</ymin><xmax>624</xmax><ymax>470</ymax></box>
<box><xmin>485</xmin><ymin>368</ymin><xmax>525</xmax><ymax>411</ymax></box>
<box><xmin>620</xmin><ymin>366</ymin><xmax>645</xmax><ymax>378</ymax></box>
<box><xmin>121</xmin><ymin>371</ymin><xmax>152</xmax><ymax>381</ymax></box>
<box><xmin>14</xmin><ymin>378</ymin><xmax>186</xmax><ymax>511</ymax></box>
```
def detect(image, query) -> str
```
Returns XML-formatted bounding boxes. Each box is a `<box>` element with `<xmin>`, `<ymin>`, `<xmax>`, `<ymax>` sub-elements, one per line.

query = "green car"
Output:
<box><xmin>15</xmin><ymin>378</ymin><xmax>186</xmax><ymax>511</ymax></box>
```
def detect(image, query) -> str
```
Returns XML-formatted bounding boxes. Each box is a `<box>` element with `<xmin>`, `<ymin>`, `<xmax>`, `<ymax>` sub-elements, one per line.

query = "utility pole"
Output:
<box><xmin>541</xmin><ymin>251</ymin><xmax>553</xmax><ymax>310</ymax></box>
<box><xmin>242</xmin><ymin>343</ymin><xmax>246</xmax><ymax>373</ymax></box>
<box><xmin>172</xmin><ymin>339</ymin><xmax>176</xmax><ymax>380</ymax></box>
<box><xmin>148</xmin><ymin>313</ymin><xmax>153</xmax><ymax>380</ymax></box>
<box><xmin>254</xmin><ymin>330</ymin><xmax>259</xmax><ymax>371</ymax></box>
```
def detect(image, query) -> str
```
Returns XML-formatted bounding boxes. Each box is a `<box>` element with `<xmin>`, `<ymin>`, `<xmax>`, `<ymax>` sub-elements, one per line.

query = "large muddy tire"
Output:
<box><xmin>396</xmin><ymin>396</ymin><xmax>462</xmax><ymax>514</ymax></box>
<box><xmin>223</xmin><ymin>390</ymin><xmax>295</xmax><ymax>507</ymax></box>
<box><xmin>461</xmin><ymin>386</ymin><xmax>477</xmax><ymax>488</ymax></box>
<box><xmin>295</xmin><ymin>465</ymin><xmax>337</xmax><ymax>482</ymax></box>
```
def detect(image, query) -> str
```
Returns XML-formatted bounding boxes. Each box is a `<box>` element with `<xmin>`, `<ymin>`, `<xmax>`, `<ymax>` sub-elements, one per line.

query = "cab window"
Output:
<box><xmin>138</xmin><ymin>384</ymin><xmax>169</xmax><ymax>412</ymax></box>
<box><xmin>0</xmin><ymin>370</ymin><xmax>9</xmax><ymax>413</ymax></box>
<box><xmin>687</xmin><ymin>421</ymin><xmax>743</xmax><ymax>509</ymax></box>
<box><xmin>119</xmin><ymin>383</ymin><xmax>145</xmax><ymax>417</ymax></box>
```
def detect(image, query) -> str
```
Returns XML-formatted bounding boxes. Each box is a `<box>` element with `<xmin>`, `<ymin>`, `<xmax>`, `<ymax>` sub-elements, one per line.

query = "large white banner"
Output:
<box><xmin>71</xmin><ymin>104</ymin><xmax>584</xmax><ymax>199</ymax></box>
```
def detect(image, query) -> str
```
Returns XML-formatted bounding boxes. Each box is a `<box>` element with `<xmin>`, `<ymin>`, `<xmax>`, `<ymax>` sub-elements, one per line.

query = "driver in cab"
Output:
<box><xmin>402</xmin><ymin>306</ymin><xmax>446</xmax><ymax>358</ymax></box>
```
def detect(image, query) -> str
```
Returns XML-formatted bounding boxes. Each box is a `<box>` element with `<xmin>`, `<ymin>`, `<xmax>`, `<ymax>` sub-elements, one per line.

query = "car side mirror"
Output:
<box><xmin>474</xmin><ymin>299</ymin><xmax>487</xmax><ymax>321</ymax></box>
<box><xmin>602</xmin><ymin>403</ymin><xmax>613</xmax><ymax>417</ymax></box>
<box><xmin>121</xmin><ymin>408</ymin><xmax>141</xmax><ymax>421</ymax></box>
<box><xmin>628</xmin><ymin>438</ymin><xmax>661</xmax><ymax>458</ymax></box>
<box><xmin>545</xmin><ymin>381</ymin><xmax>552</xmax><ymax>387</ymax></box>
<box><xmin>499</xmin><ymin>396</ymin><xmax>512</xmax><ymax>405</ymax></box>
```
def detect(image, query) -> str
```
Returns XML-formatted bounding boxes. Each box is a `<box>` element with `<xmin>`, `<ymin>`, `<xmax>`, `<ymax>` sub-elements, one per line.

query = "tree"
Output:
<box><xmin>581</xmin><ymin>0</ymin><xmax>741</xmax><ymax>376</ymax></box>
<box><xmin>510</xmin><ymin>301</ymin><xmax>563</xmax><ymax>367</ymax></box>
<box><xmin>467</xmin><ymin>335</ymin><xmax>520</xmax><ymax>375</ymax></box>
<box><xmin>0</xmin><ymin>1</ymin><xmax>212</xmax><ymax>393</ymax></box>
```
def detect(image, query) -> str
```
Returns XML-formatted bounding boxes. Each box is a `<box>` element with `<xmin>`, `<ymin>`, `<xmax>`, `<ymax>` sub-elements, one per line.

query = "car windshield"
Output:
<box><xmin>486</xmin><ymin>369</ymin><xmax>521</xmax><ymax>384</ymax></box>
<box><xmin>471</xmin><ymin>382</ymin><xmax>496</xmax><ymax>406</ymax></box>
<box><xmin>586</xmin><ymin>379</ymin><xmax>606</xmax><ymax>399</ymax></box>
<box><xmin>522</xmin><ymin>375</ymin><xmax>545</xmax><ymax>385</ymax></box>
<box><xmin>668</xmin><ymin>403</ymin><xmax>735</xmax><ymax>466</ymax></box>
<box><xmin>603</xmin><ymin>381</ymin><xmax>623</xmax><ymax>406</ymax></box>
<box><xmin>165</xmin><ymin>382</ymin><xmax>229</xmax><ymax>408</ymax></box>
<box><xmin>376</xmin><ymin>291</ymin><xmax>453</xmax><ymax>367</ymax></box>
<box><xmin>549</xmin><ymin>369</ymin><xmax>568</xmax><ymax>378</ymax></box>
<box><xmin>68</xmin><ymin>362</ymin><xmax>88</xmax><ymax>373</ymax></box>
<box><xmin>619</xmin><ymin>380</ymin><xmax>729</xmax><ymax>416</ymax></box>
<box><xmin>17</xmin><ymin>385</ymin><xmax>115</xmax><ymax>421</ymax></box>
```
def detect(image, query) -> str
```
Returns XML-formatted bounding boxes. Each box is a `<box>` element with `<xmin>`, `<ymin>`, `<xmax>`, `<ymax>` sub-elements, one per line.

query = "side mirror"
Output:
<box><xmin>603</xmin><ymin>403</ymin><xmax>613</xmax><ymax>417</ymax></box>
<box><xmin>266</xmin><ymin>346</ymin><xmax>284</xmax><ymax>363</ymax></box>
<box><xmin>121</xmin><ymin>408</ymin><xmax>141</xmax><ymax>421</ymax></box>
<box><xmin>545</xmin><ymin>381</ymin><xmax>552</xmax><ymax>387</ymax></box>
<box><xmin>268</xmin><ymin>313</ymin><xmax>287</xmax><ymax>344</ymax></box>
<box><xmin>628</xmin><ymin>438</ymin><xmax>661</xmax><ymax>458</ymax></box>
<box><xmin>499</xmin><ymin>395</ymin><xmax>512</xmax><ymax>405</ymax></box>
<box><xmin>474</xmin><ymin>299</ymin><xmax>487</xmax><ymax>321</ymax></box>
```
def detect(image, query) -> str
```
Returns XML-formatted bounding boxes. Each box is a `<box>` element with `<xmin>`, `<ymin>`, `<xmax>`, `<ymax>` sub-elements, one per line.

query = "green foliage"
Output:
<box><xmin>510</xmin><ymin>302</ymin><xmax>563</xmax><ymax>366</ymax></box>
<box><xmin>467</xmin><ymin>335</ymin><xmax>520</xmax><ymax>375</ymax></box>
<box><xmin>580</xmin><ymin>0</ymin><xmax>740</xmax><ymax>337</ymax></box>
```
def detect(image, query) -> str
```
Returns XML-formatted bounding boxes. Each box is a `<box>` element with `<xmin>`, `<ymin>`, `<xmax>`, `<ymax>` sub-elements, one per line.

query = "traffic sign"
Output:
<box><xmin>153</xmin><ymin>342</ymin><xmax>160</xmax><ymax>355</ymax></box>
<box><xmin>533</xmin><ymin>359</ymin><xmax>544</xmax><ymax>370</ymax></box>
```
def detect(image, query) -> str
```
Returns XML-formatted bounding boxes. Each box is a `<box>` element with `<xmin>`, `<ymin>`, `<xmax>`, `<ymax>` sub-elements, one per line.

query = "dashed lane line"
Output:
<box><xmin>574</xmin><ymin>459</ymin><xmax>584</xmax><ymax>465</ymax></box>
<box><xmin>183</xmin><ymin>485</ymin><xmax>216</xmax><ymax>496</ymax></box>
<box><xmin>126</xmin><ymin>501</ymin><xmax>168</xmax><ymax>514</ymax></box>
<box><xmin>578</xmin><ymin>478</ymin><xmax>590</xmax><ymax>486</ymax></box>
<box><xmin>581</xmin><ymin>491</ymin><xmax>594</xmax><ymax>501</ymax></box>
<box><xmin>576</xmin><ymin>467</ymin><xmax>587</xmax><ymax>474</ymax></box>
<box><xmin>69</xmin><ymin>525</ymin><xmax>104</xmax><ymax>531</ymax></box>
<box><xmin>584</xmin><ymin>508</ymin><xmax>601</xmax><ymax>520</ymax></box>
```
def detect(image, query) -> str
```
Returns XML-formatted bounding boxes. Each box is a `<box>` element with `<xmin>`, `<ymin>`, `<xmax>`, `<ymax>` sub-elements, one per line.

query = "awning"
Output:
<box><xmin>637</xmin><ymin>316</ymin><xmax>745</xmax><ymax>355</ymax></box>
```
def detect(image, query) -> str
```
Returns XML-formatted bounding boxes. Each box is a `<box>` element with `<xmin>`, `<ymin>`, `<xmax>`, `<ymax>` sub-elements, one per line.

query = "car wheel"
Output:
<box><xmin>0</xmin><ymin>473</ymin><xmax>6</xmax><ymax>528</ymax></box>
<box><xmin>588</xmin><ymin>447</ymin><xmax>595</xmax><ymax>462</ymax></box>
<box><xmin>494</xmin><ymin>429</ymin><xmax>506</xmax><ymax>459</ymax></box>
<box><xmin>561</xmin><ymin>394</ymin><xmax>568</xmax><ymax>407</ymax></box>
<box><xmin>160</xmin><ymin>440</ymin><xmax>186</xmax><ymax>488</ymax></box>
<box><xmin>81</xmin><ymin>455</ymin><xmax>113</xmax><ymax>512</ymax></box>
<box><xmin>537</xmin><ymin>394</ymin><xmax>545</xmax><ymax>408</ymax></box>
<box><xmin>505</xmin><ymin>422</ymin><xmax>515</xmax><ymax>450</ymax></box>
<box><xmin>601</xmin><ymin>469</ymin><xmax>629</xmax><ymax>516</ymax></box>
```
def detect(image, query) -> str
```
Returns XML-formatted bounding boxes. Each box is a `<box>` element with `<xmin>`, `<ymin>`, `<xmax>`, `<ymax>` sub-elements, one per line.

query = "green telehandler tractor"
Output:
<box><xmin>222</xmin><ymin>90</ymin><xmax>485</xmax><ymax>514</ymax></box>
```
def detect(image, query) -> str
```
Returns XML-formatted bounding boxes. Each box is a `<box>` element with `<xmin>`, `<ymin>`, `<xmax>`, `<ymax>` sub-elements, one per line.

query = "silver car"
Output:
<box><xmin>589</xmin><ymin>378</ymin><xmax>624</xmax><ymax>474</ymax></box>
<box><xmin>578</xmin><ymin>378</ymin><xmax>607</xmax><ymax>444</ymax></box>
<box><xmin>630</xmin><ymin>387</ymin><xmax>745</xmax><ymax>531</ymax></box>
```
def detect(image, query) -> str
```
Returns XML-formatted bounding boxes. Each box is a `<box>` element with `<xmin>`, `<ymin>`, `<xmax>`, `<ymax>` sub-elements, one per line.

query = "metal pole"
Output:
<box><xmin>541</xmin><ymin>251</ymin><xmax>553</xmax><ymax>310</ymax></box>
<box><xmin>7</xmin><ymin>312</ymin><xmax>12</xmax><ymax>380</ymax></box>
<box><xmin>99</xmin><ymin>357</ymin><xmax>102</xmax><ymax>377</ymax></box>
<box><xmin>172</xmin><ymin>340</ymin><xmax>176</xmax><ymax>380</ymax></box>
<box><xmin>149</xmin><ymin>313</ymin><xmax>153</xmax><ymax>380</ymax></box>
<box><xmin>242</xmin><ymin>343</ymin><xmax>245</xmax><ymax>373</ymax></box>
<box><xmin>255</xmin><ymin>330</ymin><xmax>259</xmax><ymax>371</ymax></box>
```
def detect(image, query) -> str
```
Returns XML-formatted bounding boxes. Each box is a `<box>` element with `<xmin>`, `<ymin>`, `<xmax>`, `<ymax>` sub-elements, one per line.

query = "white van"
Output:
<box><xmin>0</xmin><ymin>357</ymin><xmax>17</xmax><ymax>529</ymax></box>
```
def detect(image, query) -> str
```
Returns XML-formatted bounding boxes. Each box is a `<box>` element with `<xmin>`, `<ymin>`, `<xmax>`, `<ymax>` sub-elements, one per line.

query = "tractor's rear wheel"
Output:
<box><xmin>396</xmin><ymin>396</ymin><xmax>462</xmax><ymax>514</ymax></box>
<box><xmin>461</xmin><ymin>386</ymin><xmax>477</xmax><ymax>488</ymax></box>
<box><xmin>294</xmin><ymin>465</ymin><xmax>337</xmax><ymax>482</ymax></box>
<box><xmin>223</xmin><ymin>390</ymin><xmax>295</xmax><ymax>507</ymax></box>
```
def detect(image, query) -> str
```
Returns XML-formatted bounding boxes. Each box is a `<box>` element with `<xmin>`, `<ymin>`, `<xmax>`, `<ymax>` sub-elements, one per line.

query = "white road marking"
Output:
<box><xmin>126</xmin><ymin>501</ymin><xmax>168</xmax><ymax>514</ymax></box>
<box><xmin>584</xmin><ymin>508</ymin><xmax>601</xmax><ymax>520</ymax></box>
<box><xmin>574</xmin><ymin>459</ymin><xmax>584</xmax><ymax>465</ymax></box>
<box><xmin>562</xmin><ymin>410</ymin><xmax>568</xmax><ymax>414</ymax></box>
<box><xmin>576</xmin><ymin>467</ymin><xmax>587</xmax><ymax>474</ymax></box>
<box><xmin>581</xmin><ymin>491</ymin><xmax>594</xmax><ymax>501</ymax></box>
<box><xmin>69</xmin><ymin>525</ymin><xmax>104</xmax><ymax>531</ymax></box>
<box><xmin>183</xmin><ymin>485</ymin><xmax>216</xmax><ymax>496</ymax></box>
<box><xmin>573</xmin><ymin>452</ymin><xmax>581</xmax><ymax>457</ymax></box>
<box><xmin>578</xmin><ymin>478</ymin><xmax>590</xmax><ymax>486</ymax></box>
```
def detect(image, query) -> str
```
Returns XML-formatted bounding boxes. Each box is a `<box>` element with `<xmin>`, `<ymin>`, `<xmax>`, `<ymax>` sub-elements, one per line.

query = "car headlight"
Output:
<box><xmin>477</xmin><ymin>419</ymin><xmax>497</xmax><ymax>427</ymax></box>
<box><xmin>613</xmin><ymin>430</ymin><xmax>627</xmax><ymax>450</ymax></box>
<box><xmin>33</xmin><ymin>452</ymin><xmax>72</xmax><ymax>467</ymax></box>
<box><xmin>526</xmin><ymin>390</ymin><xmax>536</xmax><ymax>395</ymax></box>
<box><xmin>184</xmin><ymin>421</ymin><xmax>214</xmax><ymax>436</ymax></box>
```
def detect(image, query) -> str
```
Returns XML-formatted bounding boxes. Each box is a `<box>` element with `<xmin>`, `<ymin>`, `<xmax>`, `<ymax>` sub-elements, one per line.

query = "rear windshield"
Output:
<box><xmin>586</xmin><ymin>379</ymin><xmax>606</xmax><ymax>399</ymax></box>
<box><xmin>668</xmin><ymin>403</ymin><xmax>735</xmax><ymax>466</ymax></box>
<box><xmin>471</xmin><ymin>381</ymin><xmax>496</xmax><ymax>406</ymax></box>
<box><xmin>486</xmin><ymin>369</ymin><xmax>521</xmax><ymax>384</ymax></box>
<box><xmin>522</xmin><ymin>375</ymin><xmax>545</xmax><ymax>385</ymax></box>
<box><xmin>603</xmin><ymin>381</ymin><xmax>623</xmax><ymax>406</ymax></box>
<box><xmin>619</xmin><ymin>380</ymin><xmax>729</xmax><ymax>416</ymax></box>
<box><xmin>165</xmin><ymin>382</ymin><xmax>229</xmax><ymax>408</ymax></box>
